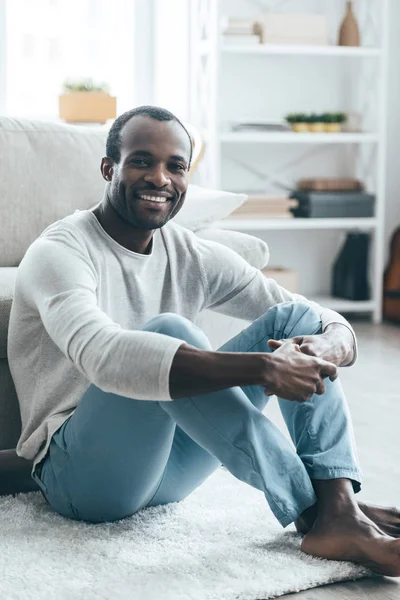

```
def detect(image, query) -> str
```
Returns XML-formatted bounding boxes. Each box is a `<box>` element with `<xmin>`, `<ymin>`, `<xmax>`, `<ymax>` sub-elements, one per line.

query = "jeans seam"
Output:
<box><xmin>284</xmin><ymin>307</ymin><xmax>321</xmax><ymax>339</ymax></box>
<box><xmin>183</xmin><ymin>396</ymin><xmax>290</xmax><ymax>522</ymax></box>
<box><xmin>245</xmin><ymin>330</ymin><xmax>279</xmax><ymax>353</ymax></box>
<box><xmin>144</xmin><ymin>463</ymin><xmax>170</xmax><ymax>508</ymax></box>
<box><xmin>244</xmin><ymin>319</ymin><xmax>321</xmax><ymax>355</ymax></box>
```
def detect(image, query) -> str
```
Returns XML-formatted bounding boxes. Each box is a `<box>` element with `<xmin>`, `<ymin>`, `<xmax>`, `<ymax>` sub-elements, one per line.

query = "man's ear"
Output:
<box><xmin>101</xmin><ymin>157</ymin><xmax>114</xmax><ymax>182</ymax></box>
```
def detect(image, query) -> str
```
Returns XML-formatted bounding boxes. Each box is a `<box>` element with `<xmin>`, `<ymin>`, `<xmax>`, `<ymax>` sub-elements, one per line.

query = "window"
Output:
<box><xmin>3</xmin><ymin>0</ymin><xmax>141</xmax><ymax>119</ymax></box>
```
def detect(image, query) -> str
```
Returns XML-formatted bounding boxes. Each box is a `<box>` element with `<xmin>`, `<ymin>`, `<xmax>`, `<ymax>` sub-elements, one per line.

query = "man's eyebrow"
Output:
<box><xmin>126</xmin><ymin>150</ymin><xmax>188</xmax><ymax>163</ymax></box>
<box><xmin>170</xmin><ymin>155</ymin><xmax>188</xmax><ymax>163</ymax></box>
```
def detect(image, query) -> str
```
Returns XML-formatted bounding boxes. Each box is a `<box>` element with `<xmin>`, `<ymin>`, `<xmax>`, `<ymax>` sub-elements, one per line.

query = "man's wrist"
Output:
<box><xmin>169</xmin><ymin>344</ymin><xmax>270</xmax><ymax>398</ymax></box>
<box><xmin>324</xmin><ymin>323</ymin><xmax>355</xmax><ymax>366</ymax></box>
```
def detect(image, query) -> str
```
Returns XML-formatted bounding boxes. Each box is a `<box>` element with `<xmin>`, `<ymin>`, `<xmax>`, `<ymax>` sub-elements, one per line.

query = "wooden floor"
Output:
<box><xmin>267</xmin><ymin>320</ymin><xmax>400</xmax><ymax>599</ymax></box>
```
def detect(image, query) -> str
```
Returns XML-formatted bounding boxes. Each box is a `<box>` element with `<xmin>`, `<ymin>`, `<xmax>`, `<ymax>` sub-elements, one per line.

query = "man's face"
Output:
<box><xmin>102</xmin><ymin>116</ymin><xmax>191</xmax><ymax>230</ymax></box>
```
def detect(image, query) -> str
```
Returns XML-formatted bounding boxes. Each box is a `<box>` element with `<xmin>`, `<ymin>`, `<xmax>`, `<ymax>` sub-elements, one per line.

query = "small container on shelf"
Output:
<box><xmin>323</xmin><ymin>112</ymin><xmax>347</xmax><ymax>132</ymax></box>
<box><xmin>285</xmin><ymin>113</ymin><xmax>309</xmax><ymax>132</ymax></box>
<box><xmin>285</xmin><ymin>112</ymin><xmax>348</xmax><ymax>133</ymax></box>
<box><xmin>307</xmin><ymin>114</ymin><xmax>325</xmax><ymax>133</ymax></box>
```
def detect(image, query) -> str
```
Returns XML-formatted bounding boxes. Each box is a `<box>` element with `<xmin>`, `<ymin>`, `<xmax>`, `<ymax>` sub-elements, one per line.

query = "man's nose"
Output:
<box><xmin>144</xmin><ymin>165</ymin><xmax>171</xmax><ymax>187</ymax></box>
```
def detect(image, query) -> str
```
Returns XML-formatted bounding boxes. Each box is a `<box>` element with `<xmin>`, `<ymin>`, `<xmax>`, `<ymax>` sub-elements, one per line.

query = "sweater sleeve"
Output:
<box><xmin>198</xmin><ymin>239</ymin><xmax>358</xmax><ymax>365</ymax></box>
<box><xmin>18</xmin><ymin>232</ymin><xmax>184</xmax><ymax>400</ymax></box>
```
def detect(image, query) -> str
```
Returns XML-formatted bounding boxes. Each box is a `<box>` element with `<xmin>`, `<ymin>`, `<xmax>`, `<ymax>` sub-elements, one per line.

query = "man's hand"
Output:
<box><xmin>268</xmin><ymin>323</ymin><xmax>355</xmax><ymax>367</ymax></box>
<box><xmin>169</xmin><ymin>343</ymin><xmax>338</xmax><ymax>401</ymax></box>
<box><xmin>263</xmin><ymin>342</ymin><xmax>338</xmax><ymax>402</ymax></box>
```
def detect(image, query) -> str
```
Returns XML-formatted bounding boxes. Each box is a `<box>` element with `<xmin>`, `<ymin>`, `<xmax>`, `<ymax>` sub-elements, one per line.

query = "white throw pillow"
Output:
<box><xmin>195</xmin><ymin>228</ymin><xmax>270</xmax><ymax>269</ymax></box>
<box><xmin>173</xmin><ymin>185</ymin><xmax>246</xmax><ymax>231</ymax></box>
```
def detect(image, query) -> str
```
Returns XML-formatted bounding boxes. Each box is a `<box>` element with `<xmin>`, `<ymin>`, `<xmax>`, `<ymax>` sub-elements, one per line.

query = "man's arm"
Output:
<box><xmin>169</xmin><ymin>342</ymin><xmax>338</xmax><ymax>402</ymax></box>
<box><xmin>20</xmin><ymin>233</ymin><xmax>184</xmax><ymax>401</ymax></box>
<box><xmin>196</xmin><ymin>239</ymin><xmax>357</xmax><ymax>366</ymax></box>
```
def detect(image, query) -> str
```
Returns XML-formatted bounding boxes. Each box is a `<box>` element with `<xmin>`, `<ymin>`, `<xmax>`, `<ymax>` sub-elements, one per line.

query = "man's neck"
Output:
<box><xmin>91</xmin><ymin>202</ymin><xmax>154</xmax><ymax>255</ymax></box>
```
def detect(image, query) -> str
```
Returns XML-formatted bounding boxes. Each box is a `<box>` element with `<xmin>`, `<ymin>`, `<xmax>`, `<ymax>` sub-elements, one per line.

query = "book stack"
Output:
<box><xmin>231</xmin><ymin>119</ymin><xmax>290</xmax><ymax>133</ymax></box>
<box><xmin>221</xmin><ymin>17</ymin><xmax>260</xmax><ymax>45</ymax></box>
<box><xmin>290</xmin><ymin>190</ymin><xmax>375</xmax><ymax>218</ymax></box>
<box><xmin>230</xmin><ymin>194</ymin><xmax>299</xmax><ymax>219</ymax></box>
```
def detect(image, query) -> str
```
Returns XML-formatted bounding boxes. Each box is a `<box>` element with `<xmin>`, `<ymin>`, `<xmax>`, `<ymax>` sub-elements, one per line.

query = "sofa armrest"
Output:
<box><xmin>195</xmin><ymin>228</ymin><xmax>270</xmax><ymax>269</ymax></box>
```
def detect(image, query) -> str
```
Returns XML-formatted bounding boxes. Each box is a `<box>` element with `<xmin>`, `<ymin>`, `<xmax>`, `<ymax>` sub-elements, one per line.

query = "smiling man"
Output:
<box><xmin>8</xmin><ymin>106</ymin><xmax>400</xmax><ymax>577</ymax></box>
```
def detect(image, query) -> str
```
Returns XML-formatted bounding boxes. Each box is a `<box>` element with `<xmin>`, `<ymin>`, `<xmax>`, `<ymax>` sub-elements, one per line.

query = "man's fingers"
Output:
<box><xmin>319</xmin><ymin>359</ymin><xmax>338</xmax><ymax>381</ymax></box>
<box><xmin>267</xmin><ymin>339</ymin><xmax>284</xmax><ymax>350</ymax></box>
<box><xmin>315</xmin><ymin>379</ymin><xmax>326</xmax><ymax>395</ymax></box>
<box><xmin>299</xmin><ymin>343</ymin><xmax>317</xmax><ymax>357</ymax></box>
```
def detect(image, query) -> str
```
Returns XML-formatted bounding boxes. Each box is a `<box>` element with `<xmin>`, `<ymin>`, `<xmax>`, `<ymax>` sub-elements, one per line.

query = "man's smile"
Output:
<box><xmin>137</xmin><ymin>194</ymin><xmax>169</xmax><ymax>204</ymax></box>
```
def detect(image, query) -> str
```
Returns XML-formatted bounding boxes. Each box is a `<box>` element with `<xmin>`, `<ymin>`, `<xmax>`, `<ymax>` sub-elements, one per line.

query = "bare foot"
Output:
<box><xmin>296</xmin><ymin>502</ymin><xmax>400</xmax><ymax>538</ymax></box>
<box><xmin>301</xmin><ymin>507</ymin><xmax>400</xmax><ymax>577</ymax></box>
<box><xmin>358</xmin><ymin>503</ymin><xmax>400</xmax><ymax>539</ymax></box>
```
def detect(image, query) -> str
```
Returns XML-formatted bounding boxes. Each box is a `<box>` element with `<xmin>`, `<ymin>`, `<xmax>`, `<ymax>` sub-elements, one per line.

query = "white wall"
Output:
<box><xmin>384</xmin><ymin>0</ymin><xmax>400</xmax><ymax>258</ymax></box>
<box><xmin>133</xmin><ymin>0</ymin><xmax>155</xmax><ymax>107</ymax></box>
<box><xmin>153</xmin><ymin>0</ymin><xmax>190</xmax><ymax>122</ymax></box>
<box><xmin>0</xmin><ymin>0</ymin><xmax>6</xmax><ymax>114</ymax></box>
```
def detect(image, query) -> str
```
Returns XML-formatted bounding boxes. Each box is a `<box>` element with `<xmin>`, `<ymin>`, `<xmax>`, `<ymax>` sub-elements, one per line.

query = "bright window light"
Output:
<box><xmin>5</xmin><ymin>0</ymin><xmax>136</xmax><ymax>119</ymax></box>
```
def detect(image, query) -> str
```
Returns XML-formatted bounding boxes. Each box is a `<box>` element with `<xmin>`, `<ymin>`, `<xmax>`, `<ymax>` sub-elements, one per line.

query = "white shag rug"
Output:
<box><xmin>0</xmin><ymin>468</ymin><xmax>371</xmax><ymax>600</ymax></box>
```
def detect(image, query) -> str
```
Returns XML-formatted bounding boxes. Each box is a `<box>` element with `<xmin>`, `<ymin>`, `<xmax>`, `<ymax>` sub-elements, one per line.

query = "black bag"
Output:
<box><xmin>332</xmin><ymin>232</ymin><xmax>370</xmax><ymax>300</ymax></box>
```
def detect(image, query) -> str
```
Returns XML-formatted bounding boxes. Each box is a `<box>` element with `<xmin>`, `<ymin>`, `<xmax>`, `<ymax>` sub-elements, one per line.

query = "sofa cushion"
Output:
<box><xmin>0</xmin><ymin>117</ymin><xmax>108</xmax><ymax>267</ymax></box>
<box><xmin>195</xmin><ymin>228</ymin><xmax>270</xmax><ymax>269</ymax></box>
<box><xmin>174</xmin><ymin>185</ymin><xmax>246</xmax><ymax>231</ymax></box>
<box><xmin>0</xmin><ymin>268</ymin><xmax>17</xmax><ymax>359</ymax></box>
<box><xmin>0</xmin><ymin>117</ymin><xmax>249</xmax><ymax>267</ymax></box>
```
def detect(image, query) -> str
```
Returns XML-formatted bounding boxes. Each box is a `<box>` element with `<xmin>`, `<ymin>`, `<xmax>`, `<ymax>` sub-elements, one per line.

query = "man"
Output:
<box><xmin>8</xmin><ymin>106</ymin><xmax>400</xmax><ymax>576</ymax></box>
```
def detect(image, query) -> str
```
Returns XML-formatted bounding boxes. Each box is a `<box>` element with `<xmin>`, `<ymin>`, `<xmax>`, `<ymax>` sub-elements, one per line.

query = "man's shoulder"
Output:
<box><xmin>23</xmin><ymin>211</ymin><xmax>95</xmax><ymax>264</ymax></box>
<box><xmin>36</xmin><ymin>210</ymin><xmax>100</xmax><ymax>248</ymax></box>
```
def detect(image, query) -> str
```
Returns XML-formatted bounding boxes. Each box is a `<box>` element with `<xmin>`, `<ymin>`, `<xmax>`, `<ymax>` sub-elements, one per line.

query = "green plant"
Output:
<box><xmin>307</xmin><ymin>113</ymin><xmax>325</xmax><ymax>123</ymax></box>
<box><xmin>323</xmin><ymin>113</ymin><xmax>335</xmax><ymax>123</ymax></box>
<box><xmin>62</xmin><ymin>78</ymin><xmax>110</xmax><ymax>94</ymax></box>
<box><xmin>323</xmin><ymin>112</ymin><xmax>347</xmax><ymax>123</ymax></box>
<box><xmin>285</xmin><ymin>113</ymin><xmax>307</xmax><ymax>123</ymax></box>
<box><xmin>332</xmin><ymin>112</ymin><xmax>347</xmax><ymax>123</ymax></box>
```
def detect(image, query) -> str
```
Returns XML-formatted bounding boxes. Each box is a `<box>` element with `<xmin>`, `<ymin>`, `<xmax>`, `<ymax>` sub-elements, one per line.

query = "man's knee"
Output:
<box><xmin>264</xmin><ymin>301</ymin><xmax>322</xmax><ymax>340</ymax></box>
<box><xmin>143</xmin><ymin>313</ymin><xmax>212</xmax><ymax>349</ymax></box>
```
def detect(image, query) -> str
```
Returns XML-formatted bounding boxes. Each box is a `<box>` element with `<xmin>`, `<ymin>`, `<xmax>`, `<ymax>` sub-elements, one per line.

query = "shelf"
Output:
<box><xmin>221</xmin><ymin>44</ymin><xmax>382</xmax><ymax>58</ymax></box>
<box><xmin>310</xmin><ymin>296</ymin><xmax>375</xmax><ymax>313</ymax></box>
<box><xmin>213</xmin><ymin>218</ymin><xmax>377</xmax><ymax>231</ymax></box>
<box><xmin>220</xmin><ymin>132</ymin><xmax>378</xmax><ymax>144</ymax></box>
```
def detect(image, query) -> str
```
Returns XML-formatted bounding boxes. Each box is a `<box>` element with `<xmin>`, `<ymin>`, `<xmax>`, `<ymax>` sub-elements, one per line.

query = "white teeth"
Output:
<box><xmin>139</xmin><ymin>194</ymin><xmax>167</xmax><ymax>203</ymax></box>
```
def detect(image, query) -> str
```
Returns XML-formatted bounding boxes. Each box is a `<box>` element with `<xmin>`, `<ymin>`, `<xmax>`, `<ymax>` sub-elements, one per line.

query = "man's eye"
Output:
<box><xmin>171</xmin><ymin>164</ymin><xmax>186</xmax><ymax>171</ymax></box>
<box><xmin>130</xmin><ymin>159</ymin><xmax>148</xmax><ymax>167</ymax></box>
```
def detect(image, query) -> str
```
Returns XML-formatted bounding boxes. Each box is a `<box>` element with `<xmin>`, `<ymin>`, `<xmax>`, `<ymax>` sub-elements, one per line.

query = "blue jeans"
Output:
<box><xmin>32</xmin><ymin>302</ymin><xmax>362</xmax><ymax>526</ymax></box>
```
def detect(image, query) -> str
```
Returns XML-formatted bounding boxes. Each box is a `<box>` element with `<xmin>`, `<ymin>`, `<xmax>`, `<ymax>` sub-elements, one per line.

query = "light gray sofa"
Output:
<box><xmin>0</xmin><ymin>117</ymin><xmax>269</xmax><ymax>496</ymax></box>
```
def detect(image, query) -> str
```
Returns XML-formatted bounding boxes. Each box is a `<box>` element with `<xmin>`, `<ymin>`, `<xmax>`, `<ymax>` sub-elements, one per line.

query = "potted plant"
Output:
<box><xmin>285</xmin><ymin>113</ymin><xmax>308</xmax><ymax>133</ymax></box>
<box><xmin>324</xmin><ymin>112</ymin><xmax>347</xmax><ymax>132</ymax></box>
<box><xmin>307</xmin><ymin>113</ymin><xmax>325</xmax><ymax>133</ymax></box>
<box><xmin>58</xmin><ymin>78</ymin><xmax>117</xmax><ymax>124</ymax></box>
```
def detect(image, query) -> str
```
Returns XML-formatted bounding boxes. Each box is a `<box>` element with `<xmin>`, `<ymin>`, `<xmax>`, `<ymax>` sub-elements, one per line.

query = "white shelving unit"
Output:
<box><xmin>220</xmin><ymin>132</ymin><xmax>378</xmax><ymax>143</ymax></box>
<box><xmin>214</xmin><ymin>217</ymin><xmax>378</xmax><ymax>231</ymax></box>
<box><xmin>189</xmin><ymin>0</ymin><xmax>389</xmax><ymax>322</ymax></box>
<box><xmin>221</xmin><ymin>43</ymin><xmax>382</xmax><ymax>57</ymax></box>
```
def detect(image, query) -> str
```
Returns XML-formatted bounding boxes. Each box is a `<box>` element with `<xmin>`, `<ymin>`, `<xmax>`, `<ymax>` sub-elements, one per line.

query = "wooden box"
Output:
<box><xmin>261</xmin><ymin>267</ymin><xmax>299</xmax><ymax>292</ymax></box>
<box><xmin>59</xmin><ymin>92</ymin><xmax>117</xmax><ymax>124</ymax></box>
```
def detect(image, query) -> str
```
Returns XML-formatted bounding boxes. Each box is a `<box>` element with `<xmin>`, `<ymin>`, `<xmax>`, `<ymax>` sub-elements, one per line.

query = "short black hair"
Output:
<box><xmin>105</xmin><ymin>105</ymin><xmax>193</xmax><ymax>167</ymax></box>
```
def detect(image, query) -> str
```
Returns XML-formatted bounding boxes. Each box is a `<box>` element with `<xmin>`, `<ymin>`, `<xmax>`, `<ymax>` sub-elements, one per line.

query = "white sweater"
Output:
<box><xmin>8</xmin><ymin>210</ymin><xmax>356</xmax><ymax>468</ymax></box>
